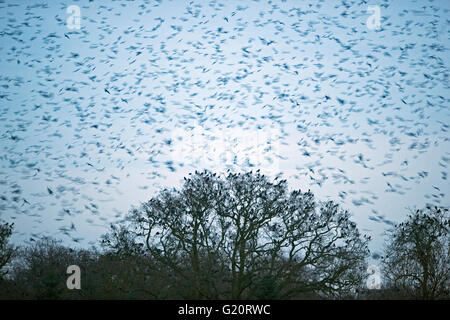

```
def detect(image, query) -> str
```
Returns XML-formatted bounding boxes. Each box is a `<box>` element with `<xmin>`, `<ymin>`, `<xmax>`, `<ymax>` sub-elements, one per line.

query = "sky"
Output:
<box><xmin>0</xmin><ymin>0</ymin><xmax>449</xmax><ymax>262</ymax></box>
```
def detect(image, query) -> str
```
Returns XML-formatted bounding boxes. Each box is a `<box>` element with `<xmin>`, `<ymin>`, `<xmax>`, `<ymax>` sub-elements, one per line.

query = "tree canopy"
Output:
<box><xmin>125</xmin><ymin>170</ymin><xmax>370</xmax><ymax>299</ymax></box>
<box><xmin>382</xmin><ymin>206</ymin><xmax>449</xmax><ymax>299</ymax></box>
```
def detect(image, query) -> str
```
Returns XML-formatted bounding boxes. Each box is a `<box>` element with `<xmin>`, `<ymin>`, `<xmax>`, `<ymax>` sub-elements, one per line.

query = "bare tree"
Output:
<box><xmin>382</xmin><ymin>206</ymin><xmax>449</xmax><ymax>299</ymax></box>
<box><xmin>126</xmin><ymin>170</ymin><xmax>370</xmax><ymax>299</ymax></box>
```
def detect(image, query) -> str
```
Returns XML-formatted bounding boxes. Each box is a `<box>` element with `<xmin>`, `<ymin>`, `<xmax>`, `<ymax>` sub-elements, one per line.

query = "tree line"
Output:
<box><xmin>0</xmin><ymin>171</ymin><xmax>448</xmax><ymax>299</ymax></box>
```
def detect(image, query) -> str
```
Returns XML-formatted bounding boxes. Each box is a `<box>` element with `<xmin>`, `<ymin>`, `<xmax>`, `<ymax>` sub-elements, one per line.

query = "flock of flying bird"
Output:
<box><xmin>0</xmin><ymin>0</ymin><xmax>448</xmax><ymax>249</ymax></box>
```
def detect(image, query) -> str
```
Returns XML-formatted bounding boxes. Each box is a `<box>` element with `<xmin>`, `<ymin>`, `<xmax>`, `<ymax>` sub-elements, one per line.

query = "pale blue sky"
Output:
<box><xmin>0</xmin><ymin>0</ymin><xmax>449</xmax><ymax>261</ymax></box>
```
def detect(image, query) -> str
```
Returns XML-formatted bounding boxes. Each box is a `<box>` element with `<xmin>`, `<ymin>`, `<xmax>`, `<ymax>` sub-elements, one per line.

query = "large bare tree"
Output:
<box><xmin>127</xmin><ymin>170</ymin><xmax>369</xmax><ymax>299</ymax></box>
